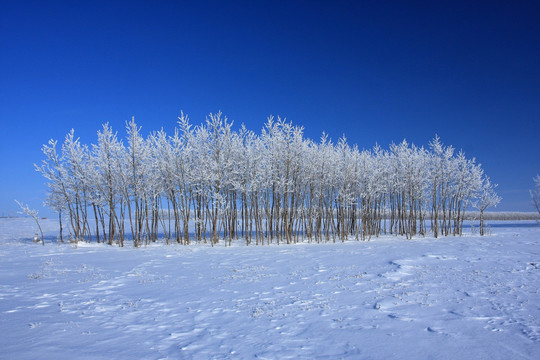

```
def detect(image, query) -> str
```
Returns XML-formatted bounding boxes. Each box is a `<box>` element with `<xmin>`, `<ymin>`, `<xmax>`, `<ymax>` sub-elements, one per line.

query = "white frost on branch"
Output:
<box><xmin>15</xmin><ymin>200</ymin><xmax>45</xmax><ymax>246</ymax></box>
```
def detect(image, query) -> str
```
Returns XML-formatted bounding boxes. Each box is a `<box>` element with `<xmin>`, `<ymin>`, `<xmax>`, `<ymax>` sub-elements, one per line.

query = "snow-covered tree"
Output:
<box><xmin>473</xmin><ymin>176</ymin><xmax>502</xmax><ymax>235</ymax></box>
<box><xmin>15</xmin><ymin>200</ymin><xmax>44</xmax><ymax>246</ymax></box>
<box><xmin>530</xmin><ymin>175</ymin><xmax>540</xmax><ymax>216</ymax></box>
<box><xmin>92</xmin><ymin>123</ymin><xmax>123</xmax><ymax>245</ymax></box>
<box><xmin>125</xmin><ymin>117</ymin><xmax>149</xmax><ymax>247</ymax></box>
<box><xmin>34</xmin><ymin>139</ymin><xmax>68</xmax><ymax>241</ymax></box>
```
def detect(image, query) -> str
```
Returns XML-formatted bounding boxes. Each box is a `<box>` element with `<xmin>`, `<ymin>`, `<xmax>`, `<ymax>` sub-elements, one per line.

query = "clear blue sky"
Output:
<box><xmin>1</xmin><ymin>0</ymin><xmax>539</xmax><ymax>216</ymax></box>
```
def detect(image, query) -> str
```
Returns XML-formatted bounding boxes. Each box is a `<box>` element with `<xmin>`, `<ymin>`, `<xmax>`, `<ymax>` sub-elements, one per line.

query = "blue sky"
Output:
<box><xmin>1</xmin><ymin>0</ymin><xmax>539</xmax><ymax>216</ymax></box>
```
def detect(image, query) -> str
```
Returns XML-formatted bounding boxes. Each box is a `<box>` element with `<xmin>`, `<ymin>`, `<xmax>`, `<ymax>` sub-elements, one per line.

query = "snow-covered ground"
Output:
<box><xmin>1</xmin><ymin>218</ymin><xmax>539</xmax><ymax>359</ymax></box>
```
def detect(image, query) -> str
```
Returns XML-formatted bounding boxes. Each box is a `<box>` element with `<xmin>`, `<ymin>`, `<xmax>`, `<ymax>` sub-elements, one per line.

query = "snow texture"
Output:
<box><xmin>1</xmin><ymin>218</ymin><xmax>539</xmax><ymax>359</ymax></box>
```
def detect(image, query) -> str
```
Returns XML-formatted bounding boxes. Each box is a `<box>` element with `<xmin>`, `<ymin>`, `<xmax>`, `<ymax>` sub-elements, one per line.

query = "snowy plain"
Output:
<box><xmin>1</xmin><ymin>218</ymin><xmax>539</xmax><ymax>359</ymax></box>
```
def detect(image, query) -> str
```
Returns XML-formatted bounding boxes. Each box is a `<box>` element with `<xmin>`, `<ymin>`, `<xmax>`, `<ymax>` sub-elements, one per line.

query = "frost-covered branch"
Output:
<box><xmin>15</xmin><ymin>200</ymin><xmax>45</xmax><ymax>246</ymax></box>
<box><xmin>531</xmin><ymin>175</ymin><xmax>540</xmax><ymax>216</ymax></box>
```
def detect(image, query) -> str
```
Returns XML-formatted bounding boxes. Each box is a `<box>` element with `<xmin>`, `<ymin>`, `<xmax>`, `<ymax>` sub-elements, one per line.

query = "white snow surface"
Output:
<box><xmin>1</xmin><ymin>218</ymin><xmax>539</xmax><ymax>359</ymax></box>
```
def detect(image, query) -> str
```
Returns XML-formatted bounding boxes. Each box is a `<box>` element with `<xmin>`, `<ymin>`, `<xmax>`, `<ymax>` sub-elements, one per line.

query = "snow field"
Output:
<box><xmin>1</xmin><ymin>218</ymin><xmax>539</xmax><ymax>359</ymax></box>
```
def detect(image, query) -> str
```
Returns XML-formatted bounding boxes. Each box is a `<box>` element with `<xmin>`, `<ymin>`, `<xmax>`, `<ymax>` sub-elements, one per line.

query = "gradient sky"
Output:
<box><xmin>1</xmin><ymin>0</ymin><xmax>539</xmax><ymax>217</ymax></box>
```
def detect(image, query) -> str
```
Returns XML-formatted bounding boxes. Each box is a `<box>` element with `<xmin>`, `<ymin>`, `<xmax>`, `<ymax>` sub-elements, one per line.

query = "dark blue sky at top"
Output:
<box><xmin>1</xmin><ymin>0</ymin><xmax>539</xmax><ymax>216</ymax></box>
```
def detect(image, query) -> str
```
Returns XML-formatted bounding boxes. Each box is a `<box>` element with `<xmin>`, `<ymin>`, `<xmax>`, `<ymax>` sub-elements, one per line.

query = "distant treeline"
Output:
<box><xmin>464</xmin><ymin>212</ymin><xmax>540</xmax><ymax>221</ymax></box>
<box><xmin>6</xmin><ymin>211</ymin><xmax>537</xmax><ymax>222</ymax></box>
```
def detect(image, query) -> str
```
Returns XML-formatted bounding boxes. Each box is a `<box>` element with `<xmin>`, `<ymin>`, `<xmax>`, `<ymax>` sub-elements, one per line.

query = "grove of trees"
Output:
<box><xmin>35</xmin><ymin>112</ymin><xmax>501</xmax><ymax>246</ymax></box>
